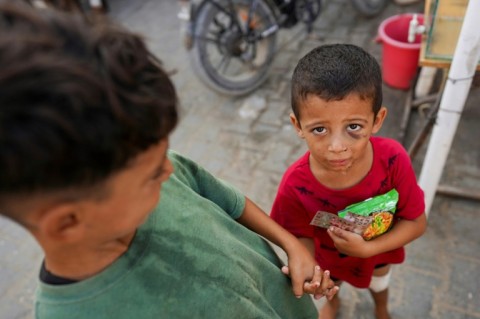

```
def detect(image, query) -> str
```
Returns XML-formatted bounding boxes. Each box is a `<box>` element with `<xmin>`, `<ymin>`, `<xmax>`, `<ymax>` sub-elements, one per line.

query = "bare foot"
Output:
<box><xmin>318</xmin><ymin>296</ymin><xmax>340</xmax><ymax>319</ymax></box>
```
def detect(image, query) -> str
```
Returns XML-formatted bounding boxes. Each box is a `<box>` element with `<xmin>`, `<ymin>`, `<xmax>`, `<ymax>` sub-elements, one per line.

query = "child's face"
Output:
<box><xmin>291</xmin><ymin>93</ymin><xmax>386</xmax><ymax>175</ymax></box>
<box><xmin>79</xmin><ymin>138</ymin><xmax>173</xmax><ymax>244</ymax></box>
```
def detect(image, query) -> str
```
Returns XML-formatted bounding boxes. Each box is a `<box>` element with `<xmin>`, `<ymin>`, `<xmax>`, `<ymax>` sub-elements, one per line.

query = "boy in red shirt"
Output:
<box><xmin>271</xmin><ymin>44</ymin><xmax>427</xmax><ymax>319</ymax></box>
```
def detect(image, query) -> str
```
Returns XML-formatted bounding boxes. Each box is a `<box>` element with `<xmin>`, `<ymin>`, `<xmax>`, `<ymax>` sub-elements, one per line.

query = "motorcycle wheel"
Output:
<box><xmin>349</xmin><ymin>0</ymin><xmax>387</xmax><ymax>18</ymax></box>
<box><xmin>189</xmin><ymin>0</ymin><xmax>278</xmax><ymax>96</ymax></box>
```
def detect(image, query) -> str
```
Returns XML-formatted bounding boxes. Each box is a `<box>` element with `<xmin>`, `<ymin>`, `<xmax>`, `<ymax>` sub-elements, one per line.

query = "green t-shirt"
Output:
<box><xmin>35</xmin><ymin>151</ymin><xmax>318</xmax><ymax>319</ymax></box>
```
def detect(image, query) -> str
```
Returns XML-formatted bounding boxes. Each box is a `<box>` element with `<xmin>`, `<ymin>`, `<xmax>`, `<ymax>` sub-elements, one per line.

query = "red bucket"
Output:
<box><xmin>378</xmin><ymin>14</ymin><xmax>423</xmax><ymax>90</ymax></box>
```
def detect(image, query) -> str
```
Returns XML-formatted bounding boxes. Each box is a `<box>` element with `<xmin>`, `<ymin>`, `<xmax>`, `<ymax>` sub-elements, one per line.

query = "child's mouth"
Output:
<box><xmin>329</xmin><ymin>159</ymin><xmax>349</xmax><ymax>167</ymax></box>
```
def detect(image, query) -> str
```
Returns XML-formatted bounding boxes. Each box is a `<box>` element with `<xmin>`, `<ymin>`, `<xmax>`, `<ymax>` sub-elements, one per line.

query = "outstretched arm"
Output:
<box><xmin>328</xmin><ymin>212</ymin><xmax>427</xmax><ymax>258</ymax></box>
<box><xmin>236</xmin><ymin>197</ymin><xmax>337</xmax><ymax>299</ymax></box>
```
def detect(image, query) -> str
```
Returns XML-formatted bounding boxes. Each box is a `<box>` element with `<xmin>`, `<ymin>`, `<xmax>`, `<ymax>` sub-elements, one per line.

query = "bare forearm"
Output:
<box><xmin>237</xmin><ymin>198</ymin><xmax>339</xmax><ymax>298</ymax></box>
<box><xmin>236</xmin><ymin>197</ymin><xmax>300</xmax><ymax>251</ymax></box>
<box><xmin>367</xmin><ymin>213</ymin><xmax>427</xmax><ymax>257</ymax></box>
<box><xmin>298</xmin><ymin>237</ymin><xmax>315</xmax><ymax>257</ymax></box>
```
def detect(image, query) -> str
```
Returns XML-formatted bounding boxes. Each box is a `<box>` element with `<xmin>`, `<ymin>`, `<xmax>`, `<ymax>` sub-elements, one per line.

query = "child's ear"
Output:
<box><xmin>37</xmin><ymin>203</ymin><xmax>85</xmax><ymax>244</ymax></box>
<box><xmin>372</xmin><ymin>106</ymin><xmax>387</xmax><ymax>134</ymax></box>
<box><xmin>290</xmin><ymin>113</ymin><xmax>304</xmax><ymax>138</ymax></box>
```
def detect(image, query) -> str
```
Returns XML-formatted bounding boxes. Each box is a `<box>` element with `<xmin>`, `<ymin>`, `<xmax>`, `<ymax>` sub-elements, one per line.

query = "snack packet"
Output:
<box><xmin>310</xmin><ymin>189</ymin><xmax>399</xmax><ymax>240</ymax></box>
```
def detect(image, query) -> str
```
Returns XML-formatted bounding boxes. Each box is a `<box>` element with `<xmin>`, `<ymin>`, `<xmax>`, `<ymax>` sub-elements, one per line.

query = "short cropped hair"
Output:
<box><xmin>0</xmin><ymin>3</ymin><xmax>178</xmax><ymax>214</ymax></box>
<box><xmin>291</xmin><ymin>44</ymin><xmax>382</xmax><ymax>121</ymax></box>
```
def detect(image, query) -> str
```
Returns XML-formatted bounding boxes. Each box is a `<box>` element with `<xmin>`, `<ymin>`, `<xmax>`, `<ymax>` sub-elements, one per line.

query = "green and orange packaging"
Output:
<box><xmin>310</xmin><ymin>189</ymin><xmax>399</xmax><ymax>240</ymax></box>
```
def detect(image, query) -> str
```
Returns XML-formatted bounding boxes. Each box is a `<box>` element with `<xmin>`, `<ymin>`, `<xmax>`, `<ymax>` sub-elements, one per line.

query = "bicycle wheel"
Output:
<box><xmin>189</xmin><ymin>0</ymin><xmax>278</xmax><ymax>96</ymax></box>
<box><xmin>349</xmin><ymin>0</ymin><xmax>387</xmax><ymax>18</ymax></box>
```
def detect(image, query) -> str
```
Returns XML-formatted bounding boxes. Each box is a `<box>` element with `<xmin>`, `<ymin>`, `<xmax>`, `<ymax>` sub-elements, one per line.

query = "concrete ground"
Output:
<box><xmin>1</xmin><ymin>0</ymin><xmax>479</xmax><ymax>318</ymax></box>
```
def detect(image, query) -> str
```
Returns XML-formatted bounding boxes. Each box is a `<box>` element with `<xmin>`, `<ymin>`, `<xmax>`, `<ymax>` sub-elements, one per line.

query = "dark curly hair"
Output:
<box><xmin>0</xmin><ymin>2</ymin><xmax>178</xmax><ymax>215</ymax></box>
<box><xmin>291</xmin><ymin>44</ymin><xmax>383</xmax><ymax>122</ymax></box>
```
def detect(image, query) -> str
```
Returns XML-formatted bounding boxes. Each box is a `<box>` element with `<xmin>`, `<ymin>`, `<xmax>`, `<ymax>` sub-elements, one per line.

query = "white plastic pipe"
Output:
<box><xmin>419</xmin><ymin>0</ymin><xmax>480</xmax><ymax>215</ymax></box>
<box><xmin>415</xmin><ymin>67</ymin><xmax>437</xmax><ymax>98</ymax></box>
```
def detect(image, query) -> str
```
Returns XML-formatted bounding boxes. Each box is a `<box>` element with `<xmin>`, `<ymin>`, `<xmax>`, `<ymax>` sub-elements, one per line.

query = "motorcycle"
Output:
<box><xmin>178</xmin><ymin>0</ymin><xmax>387</xmax><ymax>96</ymax></box>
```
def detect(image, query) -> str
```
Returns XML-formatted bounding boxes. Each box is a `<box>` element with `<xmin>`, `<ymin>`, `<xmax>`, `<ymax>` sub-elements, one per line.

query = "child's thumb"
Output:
<box><xmin>328</xmin><ymin>226</ymin><xmax>346</xmax><ymax>239</ymax></box>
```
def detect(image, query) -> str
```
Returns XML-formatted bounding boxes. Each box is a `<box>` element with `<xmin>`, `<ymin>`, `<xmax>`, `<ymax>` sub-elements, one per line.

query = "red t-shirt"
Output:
<box><xmin>271</xmin><ymin>136</ymin><xmax>425</xmax><ymax>288</ymax></box>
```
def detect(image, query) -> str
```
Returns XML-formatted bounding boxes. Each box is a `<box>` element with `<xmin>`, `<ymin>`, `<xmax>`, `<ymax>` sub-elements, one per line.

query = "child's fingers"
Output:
<box><xmin>316</xmin><ymin>270</ymin><xmax>340</xmax><ymax>300</ymax></box>
<box><xmin>303</xmin><ymin>266</ymin><xmax>322</xmax><ymax>294</ymax></box>
<box><xmin>283</xmin><ymin>265</ymin><xmax>330</xmax><ymax>298</ymax></box>
<box><xmin>282</xmin><ymin>265</ymin><xmax>307</xmax><ymax>297</ymax></box>
<box><xmin>319</xmin><ymin>270</ymin><xmax>334</xmax><ymax>291</ymax></box>
<box><xmin>328</xmin><ymin>226</ymin><xmax>347</xmax><ymax>239</ymax></box>
<box><xmin>282</xmin><ymin>266</ymin><xmax>311</xmax><ymax>298</ymax></box>
<box><xmin>291</xmin><ymin>276</ymin><xmax>305</xmax><ymax>298</ymax></box>
<box><xmin>285</xmin><ymin>265</ymin><xmax>307</xmax><ymax>298</ymax></box>
<box><xmin>314</xmin><ymin>286</ymin><xmax>339</xmax><ymax>300</ymax></box>
<box><xmin>319</xmin><ymin>269</ymin><xmax>332</xmax><ymax>291</ymax></box>
<box><xmin>303</xmin><ymin>281</ymin><xmax>319</xmax><ymax>294</ymax></box>
<box><xmin>325</xmin><ymin>286</ymin><xmax>340</xmax><ymax>300</ymax></box>
<box><xmin>310</xmin><ymin>265</ymin><xmax>322</xmax><ymax>285</ymax></box>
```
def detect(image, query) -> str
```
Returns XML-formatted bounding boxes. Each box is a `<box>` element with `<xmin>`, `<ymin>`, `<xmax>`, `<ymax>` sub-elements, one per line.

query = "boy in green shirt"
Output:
<box><xmin>0</xmin><ymin>3</ymin><xmax>337</xmax><ymax>318</ymax></box>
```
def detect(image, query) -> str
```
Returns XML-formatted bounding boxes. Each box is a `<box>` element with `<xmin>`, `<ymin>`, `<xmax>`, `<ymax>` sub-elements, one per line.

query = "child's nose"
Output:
<box><xmin>327</xmin><ymin>136</ymin><xmax>348</xmax><ymax>153</ymax></box>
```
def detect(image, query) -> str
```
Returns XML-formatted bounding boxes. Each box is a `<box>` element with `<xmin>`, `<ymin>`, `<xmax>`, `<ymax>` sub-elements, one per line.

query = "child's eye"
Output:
<box><xmin>347</xmin><ymin>124</ymin><xmax>362</xmax><ymax>132</ymax></box>
<box><xmin>312</xmin><ymin>127</ymin><xmax>326</xmax><ymax>135</ymax></box>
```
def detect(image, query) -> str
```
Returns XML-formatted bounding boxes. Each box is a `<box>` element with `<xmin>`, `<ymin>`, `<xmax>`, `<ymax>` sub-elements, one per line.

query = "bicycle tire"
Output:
<box><xmin>189</xmin><ymin>0</ymin><xmax>278</xmax><ymax>96</ymax></box>
<box><xmin>349</xmin><ymin>0</ymin><xmax>387</xmax><ymax>18</ymax></box>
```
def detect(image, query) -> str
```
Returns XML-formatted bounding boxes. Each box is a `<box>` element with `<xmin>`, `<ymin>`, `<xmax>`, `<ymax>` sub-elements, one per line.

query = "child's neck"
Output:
<box><xmin>42</xmin><ymin>231</ymin><xmax>135</xmax><ymax>281</ymax></box>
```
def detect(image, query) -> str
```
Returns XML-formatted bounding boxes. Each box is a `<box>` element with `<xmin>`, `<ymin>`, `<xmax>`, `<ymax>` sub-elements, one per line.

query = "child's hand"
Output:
<box><xmin>281</xmin><ymin>265</ymin><xmax>339</xmax><ymax>300</ymax></box>
<box><xmin>328</xmin><ymin>226</ymin><xmax>373</xmax><ymax>258</ymax></box>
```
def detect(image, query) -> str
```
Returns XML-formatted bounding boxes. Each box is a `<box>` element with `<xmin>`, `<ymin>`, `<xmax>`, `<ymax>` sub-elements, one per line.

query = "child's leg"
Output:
<box><xmin>368</xmin><ymin>265</ymin><xmax>391</xmax><ymax>319</ymax></box>
<box><xmin>318</xmin><ymin>281</ymin><xmax>342</xmax><ymax>319</ymax></box>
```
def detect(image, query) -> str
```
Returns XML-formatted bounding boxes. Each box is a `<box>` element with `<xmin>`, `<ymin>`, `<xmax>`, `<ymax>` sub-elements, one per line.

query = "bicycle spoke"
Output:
<box><xmin>216</xmin><ymin>54</ymin><xmax>233</xmax><ymax>74</ymax></box>
<box><xmin>250</xmin><ymin>42</ymin><xmax>257</xmax><ymax>64</ymax></box>
<box><xmin>196</xmin><ymin>35</ymin><xmax>220</xmax><ymax>44</ymax></box>
<box><xmin>199</xmin><ymin>26</ymin><xmax>225</xmax><ymax>44</ymax></box>
<box><xmin>213</xmin><ymin>17</ymin><xmax>227</xmax><ymax>33</ymax></box>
